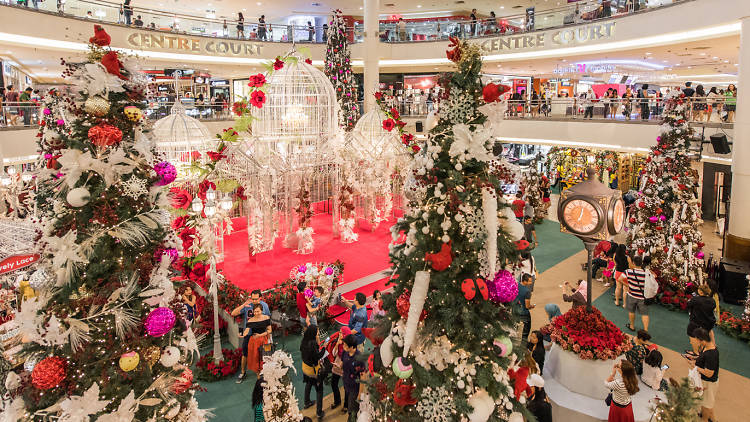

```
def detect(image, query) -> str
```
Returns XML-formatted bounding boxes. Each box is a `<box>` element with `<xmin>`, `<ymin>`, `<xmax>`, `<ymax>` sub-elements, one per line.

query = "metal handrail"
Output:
<box><xmin>1</xmin><ymin>0</ymin><xmax>691</xmax><ymax>44</ymax></box>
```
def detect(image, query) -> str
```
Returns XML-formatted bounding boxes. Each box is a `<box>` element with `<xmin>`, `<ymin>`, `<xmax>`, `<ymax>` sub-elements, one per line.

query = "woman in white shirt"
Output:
<box><xmin>641</xmin><ymin>349</ymin><xmax>667</xmax><ymax>391</ymax></box>
<box><xmin>604</xmin><ymin>360</ymin><xmax>639</xmax><ymax>422</ymax></box>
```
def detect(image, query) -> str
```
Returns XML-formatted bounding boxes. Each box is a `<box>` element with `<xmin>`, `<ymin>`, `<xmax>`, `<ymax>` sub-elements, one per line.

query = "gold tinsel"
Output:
<box><xmin>144</xmin><ymin>346</ymin><xmax>161</xmax><ymax>367</ymax></box>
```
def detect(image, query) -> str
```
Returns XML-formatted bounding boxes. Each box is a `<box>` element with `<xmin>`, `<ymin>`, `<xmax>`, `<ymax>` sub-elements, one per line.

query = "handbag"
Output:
<box><xmin>259</xmin><ymin>341</ymin><xmax>275</xmax><ymax>360</ymax></box>
<box><xmin>302</xmin><ymin>361</ymin><xmax>321</xmax><ymax>378</ymax></box>
<box><xmin>605</xmin><ymin>392</ymin><xmax>612</xmax><ymax>406</ymax></box>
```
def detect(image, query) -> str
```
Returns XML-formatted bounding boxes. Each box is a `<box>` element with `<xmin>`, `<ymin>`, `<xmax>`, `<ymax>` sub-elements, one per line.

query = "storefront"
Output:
<box><xmin>209</xmin><ymin>79</ymin><xmax>231</xmax><ymax>103</ymax></box>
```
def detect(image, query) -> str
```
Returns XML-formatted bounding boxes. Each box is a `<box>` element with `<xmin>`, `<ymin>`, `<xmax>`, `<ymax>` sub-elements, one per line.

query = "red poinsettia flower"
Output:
<box><xmin>411</xmin><ymin>144</ymin><xmax>421</xmax><ymax>153</ymax></box>
<box><xmin>236</xmin><ymin>185</ymin><xmax>248</xmax><ymax>201</ymax></box>
<box><xmin>273</xmin><ymin>57</ymin><xmax>284</xmax><ymax>70</ymax></box>
<box><xmin>483</xmin><ymin>83</ymin><xmax>501</xmax><ymax>103</ymax></box>
<box><xmin>206</xmin><ymin>151</ymin><xmax>226</xmax><ymax>162</ymax></box>
<box><xmin>179</xmin><ymin>227</ymin><xmax>197</xmax><ymax>250</ymax></box>
<box><xmin>197</xmin><ymin>179</ymin><xmax>217</xmax><ymax>200</ymax></box>
<box><xmin>382</xmin><ymin>118</ymin><xmax>396</xmax><ymax>131</ymax></box>
<box><xmin>189</xmin><ymin>262</ymin><xmax>208</xmax><ymax>282</ymax></box>
<box><xmin>171</xmin><ymin>215</ymin><xmax>188</xmax><ymax>230</ymax></box>
<box><xmin>190</xmin><ymin>151</ymin><xmax>202</xmax><ymax>161</ymax></box>
<box><xmin>304</xmin><ymin>58</ymin><xmax>312</xmax><ymax>65</ymax></box>
<box><xmin>250</xmin><ymin>90</ymin><xmax>266</xmax><ymax>108</ymax></box>
<box><xmin>101</xmin><ymin>51</ymin><xmax>127</xmax><ymax>80</ymax></box>
<box><xmin>169</xmin><ymin>187</ymin><xmax>193</xmax><ymax>210</ymax></box>
<box><xmin>232</xmin><ymin>101</ymin><xmax>249</xmax><ymax>116</ymax></box>
<box><xmin>89</xmin><ymin>25</ymin><xmax>111</xmax><ymax>47</ymax></box>
<box><xmin>248</xmin><ymin>73</ymin><xmax>266</xmax><ymax>88</ymax></box>
<box><xmin>396</xmin><ymin>120</ymin><xmax>406</xmax><ymax>129</ymax></box>
<box><xmin>446</xmin><ymin>36</ymin><xmax>461</xmax><ymax>62</ymax></box>
<box><xmin>374</xmin><ymin>92</ymin><xmax>383</xmax><ymax>101</ymax></box>
<box><xmin>390</xmin><ymin>107</ymin><xmax>400</xmax><ymax>120</ymax></box>
<box><xmin>401</xmin><ymin>133</ymin><xmax>414</xmax><ymax>144</ymax></box>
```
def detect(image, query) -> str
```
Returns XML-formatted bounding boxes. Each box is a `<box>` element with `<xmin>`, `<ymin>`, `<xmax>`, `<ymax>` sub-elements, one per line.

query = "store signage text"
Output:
<box><xmin>127</xmin><ymin>33</ymin><xmax>263</xmax><ymax>57</ymax></box>
<box><xmin>553</xmin><ymin>63</ymin><xmax>616</xmax><ymax>75</ymax></box>
<box><xmin>0</xmin><ymin>253</ymin><xmax>40</xmax><ymax>275</ymax></box>
<box><xmin>478</xmin><ymin>22</ymin><xmax>615</xmax><ymax>53</ymax></box>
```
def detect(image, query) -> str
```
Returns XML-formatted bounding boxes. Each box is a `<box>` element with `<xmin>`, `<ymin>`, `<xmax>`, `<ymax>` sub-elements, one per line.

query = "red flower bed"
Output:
<box><xmin>718</xmin><ymin>311</ymin><xmax>750</xmax><ymax>345</ymax></box>
<box><xmin>195</xmin><ymin>348</ymin><xmax>243</xmax><ymax>382</ymax></box>
<box><xmin>550</xmin><ymin>306</ymin><xmax>632</xmax><ymax>360</ymax></box>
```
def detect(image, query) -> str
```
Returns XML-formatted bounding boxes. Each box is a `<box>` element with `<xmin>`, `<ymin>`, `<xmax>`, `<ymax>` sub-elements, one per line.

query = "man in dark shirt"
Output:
<box><xmin>342</xmin><ymin>334</ymin><xmax>366</xmax><ymax>418</ymax></box>
<box><xmin>134</xmin><ymin>15</ymin><xmax>144</xmax><ymax>27</ymax></box>
<box><xmin>515</xmin><ymin>274</ymin><xmax>535</xmax><ymax>345</ymax></box>
<box><xmin>687</xmin><ymin>328</ymin><xmax>719</xmax><ymax>422</ymax></box>
<box><xmin>295</xmin><ymin>281</ymin><xmax>308</xmax><ymax>326</ymax></box>
<box><xmin>682</xmin><ymin>81</ymin><xmax>695</xmax><ymax>97</ymax></box>
<box><xmin>470</xmin><ymin>9</ymin><xmax>478</xmax><ymax>36</ymax></box>
<box><xmin>230</xmin><ymin>289</ymin><xmax>270</xmax><ymax>383</ymax></box>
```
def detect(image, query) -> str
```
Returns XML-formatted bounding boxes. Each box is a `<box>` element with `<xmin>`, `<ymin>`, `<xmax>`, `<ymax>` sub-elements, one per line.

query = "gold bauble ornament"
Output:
<box><xmin>123</xmin><ymin>106</ymin><xmax>143</xmax><ymax>122</ymax></box>
<box><xmin>144</xmin><ymin>346</ymin><xmax>161</xmax><ymax>367</ymax></box>
<box><xmin>83</xmin><ymin>96</ymin><xmax>110</xmax><ymax>117</ymax></box>
<box><xmin>118</xmin><ymin>351</ymin><xmax>140</xmax><ymax>372</ymax></box>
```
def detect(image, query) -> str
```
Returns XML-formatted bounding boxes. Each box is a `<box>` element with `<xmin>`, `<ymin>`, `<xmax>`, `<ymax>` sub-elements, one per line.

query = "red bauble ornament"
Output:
<box><xmin>425</xmin><ymin>242</ymin><xmax>452</xmax><ymax>271</ymax></box>
<box><xmin>88</xmin><ymin>123</ymin><xmax>122</xmax><ymax>147</ymax></box>
<box><xmin>629</xmin><ymin>217</ymin><xmax>636</xmax><ymax>224</ymax></box>
<box><xmin>638</xmin><ymin>248</ymin><xmax>645</xmax><ymax>255</ymax></box>
<box><xmin>396</xmin><ymin>291</ymin><xmax>427</xmax><ymax>321</ymax></box>
<box><xmin>674</xmin><ymin>234</ymin><xmax>683</xmax><ymax>241</ymax></box>
<box><xmin>638</xmin><ymin>202</ymin><xmax>645</xmax><ymax>208</ymax></box>
<box><xmin>393</xmin><ymin>379</ymin><xmax>417</xmax><ymax>406</ymax></box>
<box><xmin>656</xmin><ymin>208</ymin><xmax>663</xmax><ymax>214</ymax></box>
<box><xmin>32</xmin><ymin>356</ymin><xmax>67</xmax><ymax>390</ymax></box>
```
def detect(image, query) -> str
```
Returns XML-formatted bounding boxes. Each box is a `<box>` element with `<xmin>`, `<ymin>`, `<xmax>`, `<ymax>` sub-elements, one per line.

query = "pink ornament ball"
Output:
<box><xmin>56</xmin><ymin>119</ymin><xmax>65</xmax><ymax>126</ymax></box>
<box><xmin>145</xmin><ymin>307</ymin><xmax>176</xmax><ymax>337</ymax></box>
<box><xmin>153</xmin><ymin>161</ymin><xmax>177</xmax><ymax>186</ymax></box>
<box><xmin>325</xmin><ymin>266</ymin><xmax>334</xmax><ymax>275</ymax></box>
<box><xmin>659</xmin><ymin>215</ymin><xmax>667</xmax><ymax>221</ymax></box>
<box><xmin>648</xmin><ymin>216</ymin><xmax>659</xmax><ymax>223</ymax></box>
<box><xmin>299</xmin><ymin>265</ymin><xmax>307</xmax><ymax>274</ymax></box>
<box><xmin>696</xmin><ymin>251</ymin><xmax>705</xmax><ymax>259</ymax></box>
<box><xmin>43</xmin><ymin>108</ymin><xmax>52</xmax><ymax>115</ymax></box>
<box><xmin>304</xmin><ymin>288</ymin><xmax>314</xmax><ymax>298</ymax></box>
<box><xmin>487</xmin><ymin>270</ymin><xmax>518</xmax><ymax>304</ymax></box>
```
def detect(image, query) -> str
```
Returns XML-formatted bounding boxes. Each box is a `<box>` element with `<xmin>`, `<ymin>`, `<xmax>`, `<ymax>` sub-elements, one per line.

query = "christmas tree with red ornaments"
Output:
<box><xmin>626</xmin><ymin>92</ymin><xmax>704</xmax><ymax>292</ymax></box>
<box><xmin>361</xmin><ymin>38</ymin><xmax>529</xmax><ymax>422</ymax></box>
<box><xmin>0</xmin><ymin>26</ymin><xmax>208</xmax><ymax>420</ymax></box>
<box><xmin>325</xmin><ymin>9</ymin><xmax>358</xmax><ymax>131</ymax></box>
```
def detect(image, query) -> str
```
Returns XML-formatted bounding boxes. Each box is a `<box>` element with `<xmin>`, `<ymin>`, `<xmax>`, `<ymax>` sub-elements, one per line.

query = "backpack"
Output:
<box><xmin>643</xmin><ymin>269</ymin><xmax>659</xmax><ymax>299</ymax></box>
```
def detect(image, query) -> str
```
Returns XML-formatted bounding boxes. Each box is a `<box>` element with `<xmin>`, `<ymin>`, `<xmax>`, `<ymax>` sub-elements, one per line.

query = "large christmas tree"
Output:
<box><xmin>626</xmin><ymin>93</ymin><xmax>703</xmax><ymax>290</ymax></box>
<box><xmin>325</xmin><ymin>9</ymin><xmax>358</xmax><ymax>131</ymax></box>
<box><xmin>2</xmin><ymin>26</ymin><xmax>208</xmax><ymax>421</ymax></box>
<box><xmin>362</xmin><ymin>38</ymin><xmax>526</xmax><ymax>422</ymax></box>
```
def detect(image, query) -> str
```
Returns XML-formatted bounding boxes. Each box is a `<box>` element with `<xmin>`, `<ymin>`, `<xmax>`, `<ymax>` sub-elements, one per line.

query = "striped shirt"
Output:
<box><xmin>604</xmin><ymin>377</ymin><xmax>632</xmax><ymax>406</ymax></box>
<box><xmin>625</xmin><ymin>268</ymin><xmax>646</xmax><ymax>300</ymax></box>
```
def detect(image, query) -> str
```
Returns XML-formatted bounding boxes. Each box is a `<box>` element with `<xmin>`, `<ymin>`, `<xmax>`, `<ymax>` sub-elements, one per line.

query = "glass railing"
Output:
<box><xmin>1</xmin><ymin>0</ymin><xmax>691</xmax><ymax>44</ymax></box>
<box><xmin>0</xmin><ymin>95</ymin><xmax>735</xmax><ymax>130</ymax></box>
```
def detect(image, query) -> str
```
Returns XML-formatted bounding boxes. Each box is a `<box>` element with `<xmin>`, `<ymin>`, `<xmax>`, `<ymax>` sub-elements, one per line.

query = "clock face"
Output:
<box><xmin>562</xmin><ymin>199</ymin><xmax>600</xmax><ymax>235</ymax></box>
<box><xmin>610</xmin><ymin>198</ymin><xmax>625</xmax><ymax>234</ymax></box>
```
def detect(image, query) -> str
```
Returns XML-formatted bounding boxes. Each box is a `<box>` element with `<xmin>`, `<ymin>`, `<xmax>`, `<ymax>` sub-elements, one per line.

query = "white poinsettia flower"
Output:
<box><xmin>72</xmin><ymin>63</ymin><xmax>126</xmax><ymax>97</ymax></box>
<box><xmin>59</xmin><ymin>383</ymin><xmax>109</xmax><ymax>422</ymax></box>
<box><xmin>449</xmin><ymin>124</ymin><xmax>493</xmax><ymax>163</ymax></box>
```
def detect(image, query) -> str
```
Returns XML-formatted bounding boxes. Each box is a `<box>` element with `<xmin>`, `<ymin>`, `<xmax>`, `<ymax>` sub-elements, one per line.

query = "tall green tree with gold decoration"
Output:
<box><xmin>360</xmin><ymin>37</ymin><xmax>529</xmax><ymax>422</ymax></box>
<box><xmin>1</xmin><ymin>25</ymin><xmax>209</xmax><ymax>421</ymax></box>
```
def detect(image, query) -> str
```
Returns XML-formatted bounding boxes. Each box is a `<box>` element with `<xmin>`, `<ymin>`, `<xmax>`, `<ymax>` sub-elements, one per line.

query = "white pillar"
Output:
<box><xmin>363</xmin><ymin>0</ymin><xmax>380</xmax><ymax>113</ymax></box>
<box><xmin>727</xmin><ymin>16</ymin><xmax>750</xmax><ymax>260</ymax></box>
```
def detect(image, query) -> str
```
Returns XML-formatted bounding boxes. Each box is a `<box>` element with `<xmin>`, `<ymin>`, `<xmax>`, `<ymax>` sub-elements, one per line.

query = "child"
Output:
<box><xmin>342</xmin><ymin>334</ymin><xmax>366</xmax><ymax>421</ymax></box>
<box><xmin>252</xmin><ymin>377</ymin><xmax>264</xmax><ymax>422</ymax></box>
<box><xmin>306</xmin><ymin>286</ymin><xmax>323</xmax><ymax>326</ymax></box>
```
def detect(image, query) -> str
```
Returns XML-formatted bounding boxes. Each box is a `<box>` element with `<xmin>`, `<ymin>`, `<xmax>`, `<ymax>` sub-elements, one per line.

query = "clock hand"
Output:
<box><xmin>578</xmin><ymin>208</ymin><xmax>584</xmax><ymax>221</ymax></box>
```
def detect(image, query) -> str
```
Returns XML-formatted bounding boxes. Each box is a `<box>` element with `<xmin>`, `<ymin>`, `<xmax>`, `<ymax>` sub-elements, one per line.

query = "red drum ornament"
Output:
<box><xmin>88</xmin><ymin>123</ymin><xmax>122</xmax><ymax>147</ymax></box>
<box><xmin>31</xmin><ymin>356</ymin><xmax>67</xmax><ymax>390</ymax></box>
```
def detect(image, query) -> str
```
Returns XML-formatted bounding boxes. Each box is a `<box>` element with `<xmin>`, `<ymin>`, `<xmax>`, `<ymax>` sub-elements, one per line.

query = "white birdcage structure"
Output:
<box><xmin>216</xmin><ymin>50</ymin><xmax>343</xmax><ymax>255</ymax></box>
<box><xmin>347</xmin><ymin>108</ymin><xmax>409</xmax><ymax>229</ymax></box>
<box><xmin>152</xmin><ymin>75</ymin><xmax>213</xmax><ymax>178</ymax></box>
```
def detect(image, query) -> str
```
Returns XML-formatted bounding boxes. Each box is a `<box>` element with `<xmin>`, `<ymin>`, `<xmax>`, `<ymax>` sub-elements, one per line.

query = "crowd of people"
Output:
<box><xmin>0</xmin><ymin>84</ymin><xmax>42</xmax><ymax>127</ymax></box>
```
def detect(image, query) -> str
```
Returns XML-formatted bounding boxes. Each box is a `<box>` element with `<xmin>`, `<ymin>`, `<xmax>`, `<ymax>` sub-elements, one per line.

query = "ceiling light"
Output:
<box><xmin>662</xmin><ymin>60</ymin><xmax>668</xmax><ymax>63</ymax></box>
<box><xmin>645</xmin><ymin>52</ymin><xmax>652</xmax><ymax>55</ymax></box>
<box><xmin>724</xmin><ymin>60</ymin><xmax>730</xmax><ymax>63</ymax></box>
<box><xmin>417</xmin><ymin>4</ymin><xmax>422</xmax><ymax>8</ymax></box>
<box><xmin>500</xmin><ymin>6</ymin><xmax>504</xmax><ymax>9</ymax></box>
<box><xmin>700</xmin><ymin>52</ymin><xmax>706</xmax><ymax>56</ymax></box>
<box><xmin>359</xmin><ymin>6</ymin><xmax>363</xmax><ymax>10</ymax></box>
<box><xmin>256</xmin><ymin>2</ymin><xmax>261</xmax><ymax>5</ymax></box>
<box><xmin>713</xmin><ymin>56</ymin><xmax>719</xmax><ymax>59</ymax></box>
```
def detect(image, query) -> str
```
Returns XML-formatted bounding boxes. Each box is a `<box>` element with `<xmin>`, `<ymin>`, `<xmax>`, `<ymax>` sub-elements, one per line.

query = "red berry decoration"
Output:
<box><xmin>32</xmin><ymin>356</ymin><xmax>67</xmax><ymax>390</ymax></box>
<box><xmin>88</xmin><ymin>123</ymin><xmax>122</xmax><ymax>147</ymax></box>
<box><xmin>396</xmin><ymin>291</ymin><xmax>427</xmax><ymax>321</ymax></box>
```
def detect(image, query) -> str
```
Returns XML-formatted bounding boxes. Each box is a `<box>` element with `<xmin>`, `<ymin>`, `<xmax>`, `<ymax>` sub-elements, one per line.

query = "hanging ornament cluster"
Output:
<box><xmin>461</xmin><ymin>278</ymin><xmax>488</xmax><ymax>301</ymax></box>
<box><xmin>396</xmin><ymin>290</ymin><xmax>428</xmax><ymax>321</ymax></box>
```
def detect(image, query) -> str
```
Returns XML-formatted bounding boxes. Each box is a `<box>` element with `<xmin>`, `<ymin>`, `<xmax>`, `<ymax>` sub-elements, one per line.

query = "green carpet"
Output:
<box><xmin>593</xmin><ymin>289</ymin><xmax>750</xmax><ymax>378</ymax></box>
<box><xmin>531</xmin><ymin>219</ymin><xmax>584</xmax><ymax>273</ymax></box>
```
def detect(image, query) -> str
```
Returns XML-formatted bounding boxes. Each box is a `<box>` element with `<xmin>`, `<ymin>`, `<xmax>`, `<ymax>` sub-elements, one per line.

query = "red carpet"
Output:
<box><xmin>218</xmin><ymin>213</ymin><xmax>394</xmax><ymax>291</ymax></box>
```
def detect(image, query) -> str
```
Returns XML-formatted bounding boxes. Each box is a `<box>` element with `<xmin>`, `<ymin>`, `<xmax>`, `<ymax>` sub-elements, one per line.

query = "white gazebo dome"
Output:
<box><xmin>251</xmin><ymin>53</ymin><xmax>339</xmax><ymax>153</ymax></box>
<box><xmin>350</xmin><ymin>108</ymin><xmax>404</xmax><ymax>162</ymax></box>
<box><xmin>152</xmin><ymin>102</ymin><xmax>213</xmax><ymax>172</ymax></box>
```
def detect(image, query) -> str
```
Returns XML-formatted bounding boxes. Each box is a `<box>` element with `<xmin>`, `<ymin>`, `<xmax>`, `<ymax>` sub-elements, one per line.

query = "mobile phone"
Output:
<box><xmin>325</xmin><ymin>336</ymin><xmax>330</xmax><ymax>343</ymax></box>
<box><xmin>661</xmin><ymin>364</ymin><xmax>669</xmax><ymax>370</ymax></box>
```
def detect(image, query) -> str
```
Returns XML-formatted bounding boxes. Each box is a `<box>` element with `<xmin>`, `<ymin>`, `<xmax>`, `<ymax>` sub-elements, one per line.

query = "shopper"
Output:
<box><xmin>470</xmin><ymin>9</ymin><xmax>478</xmax><ymax>36</ymax></box>
<box><xmin>19</xmin><ymin>87</ymin><xmax>33</xmax><ymax>126</ymax></box>
<box><xmin>326</xmin><ymin>326</ymin><xmax>351</xmax><ymax>410</ymax></box>
<box><xmin>237</xmin><ymin>13</ymin><xmax>245</xmax><ymax>39</ymax></box>
<box><xmin>638</xmin><ymin>84</ymin><xmax>650</xmax><ymax>120</ymax></box>
<box><xmin>622</xmin><ymin>87</ymin><xmax>635</xmax><ymax>120</ymax></box>
<box><xmin>687</xmin><ymin>328</ymin><xmax>719</xmax><ymax>422</ymax></box>
<box><xmin>397</xmin><ymin>18</ymin><xmax>407</xmax><ymax>41</ymax></box>
<box><xmin>252</xmin><ymin>377</ymin><xmax>265</xmax><ymax>422</ymax></box>
<box><xmin>123</xmin><ymin>0</ymin><xmax>132</xmax><ymax>25</ymax></box>
<box><xmin>487</xmin><ymin>11</ymin><xmax>498</xmax><ymax>33</ymax></box>
<box><xmin>307</xmin><ymin>21</ymin><xmax>314</xmax><ymax>42</ymax></box>
<box><xmin>641</xmin><ymin>349</ymin><xmax>667</xmax><ymax>391</ymax></box>
<box><xmin>296</xmin><ymin>281</ymin><xmax>309</xmax><ymax>327</ymax></box>
<box><xmin>694</xmin><ymin>84</ymin><xmax>708</xmax><ymax>122</ymax></box>
<box><xmin>562</xmin><ymin>279</ymin><xmax>587</xmax><ymax>309</ymax></box>
<box><xmin>707</xmin><ymin>87</ymin><xmax>721</xmax><ymax>122</ymax></box>
<box><xmin>300</xmin><ymin>324</ymin><xmax>328</xmax><ymax>419</ymax></box>
<box><xmin>341</xmin><ymin>334</ymin><xmax>366</xmax><ymax>419</ymax></box>
<box><xmin>244</xmin><ymin>304</ymin><xmax>272</xmax><ymax>374</ymax></box>
<box><xmin>613</xmin><ymin>244</ymin><xmax>629</xmax><ymax>307</ymax></box>
<box><xmin>526</xmin><ymin>375</ymin><xmax>552</xmax><ymax>422</ymax></box>
<box><xmin>370</xmin><ymin>290</ymin><xmax>385</xmax><ymax>317</ymax></box>
<box><xmin>724</xmin><ymin>83</ymin><xmax>737</xmax><ymax>122</ymax></box>
<box><xmin>522</xmin><ymin>216</ymin><xmax>538</xmax><ymax>248</ymax></box>
<box><xmin>258</xmin><ymin>15</ymin><xmax>267</xmax><ymax>40</ymax></box>
<box><xmin>340</xmin><ymin>292</ymin><xmax>369</xmax><ymax>348</ymax></box>
<box><xmin>624</xmin><ymin>329</ymin><xmax>652</xmax><ymax>375</ymax></box>
<box><xmin>5</xmin><ymin>85</ymin><xmax>19</xmax><ymax>126</ymax></box>
<box><xmin>589</xmin><ymin>240</ymin><xmax>612</xmax><ymax>279</ymax></box>
<box><xmin>322</xmin><ymin>23</ymin><xmax>328</xmax><ymax>42</ymax></box>
<box><xmin>624</xmin><ymin>255</ymin><xmax>649</xmax><ymax>332</ymax></box>
<box><xmin>306</xmin><ymin>286</ymin><xmax>323</xmax><ymax>326</ymax></box>
<box><xmin>583</xmin><ymin>88</ymin><xmax>595</xmax><ymax>119</ymax></box>
<box><xmin>605</xmin><ymin>360</ymin><xmax>639</xmax><ymax>422</ymax></box>
<box><xmin>682</xmin><ymin>81</ymin><xmax>695</xmax><ymax>97</ymax></box>
<box><xmin>515</xmin><ymin>273</ymin><xmax>535</xmax><ymax>345</ymax></box>
<box><xmin>512</xmin><ymin>191</ymin><xmax>525</xmax><ymax>222</ymax></box>
<box><xmin>231</xmin><ymin>290</ymin><xmax>271</xmax><ymax>383</ymax></box>
<box><xmin>686</xmin><ymin>283</ymin><xmax>716</xmax><ymax>356</ymax></box>
<box><xmin>528</xmin><ymin>330</ymin><xmax>546</xmax><ymax>373</ymax></box>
